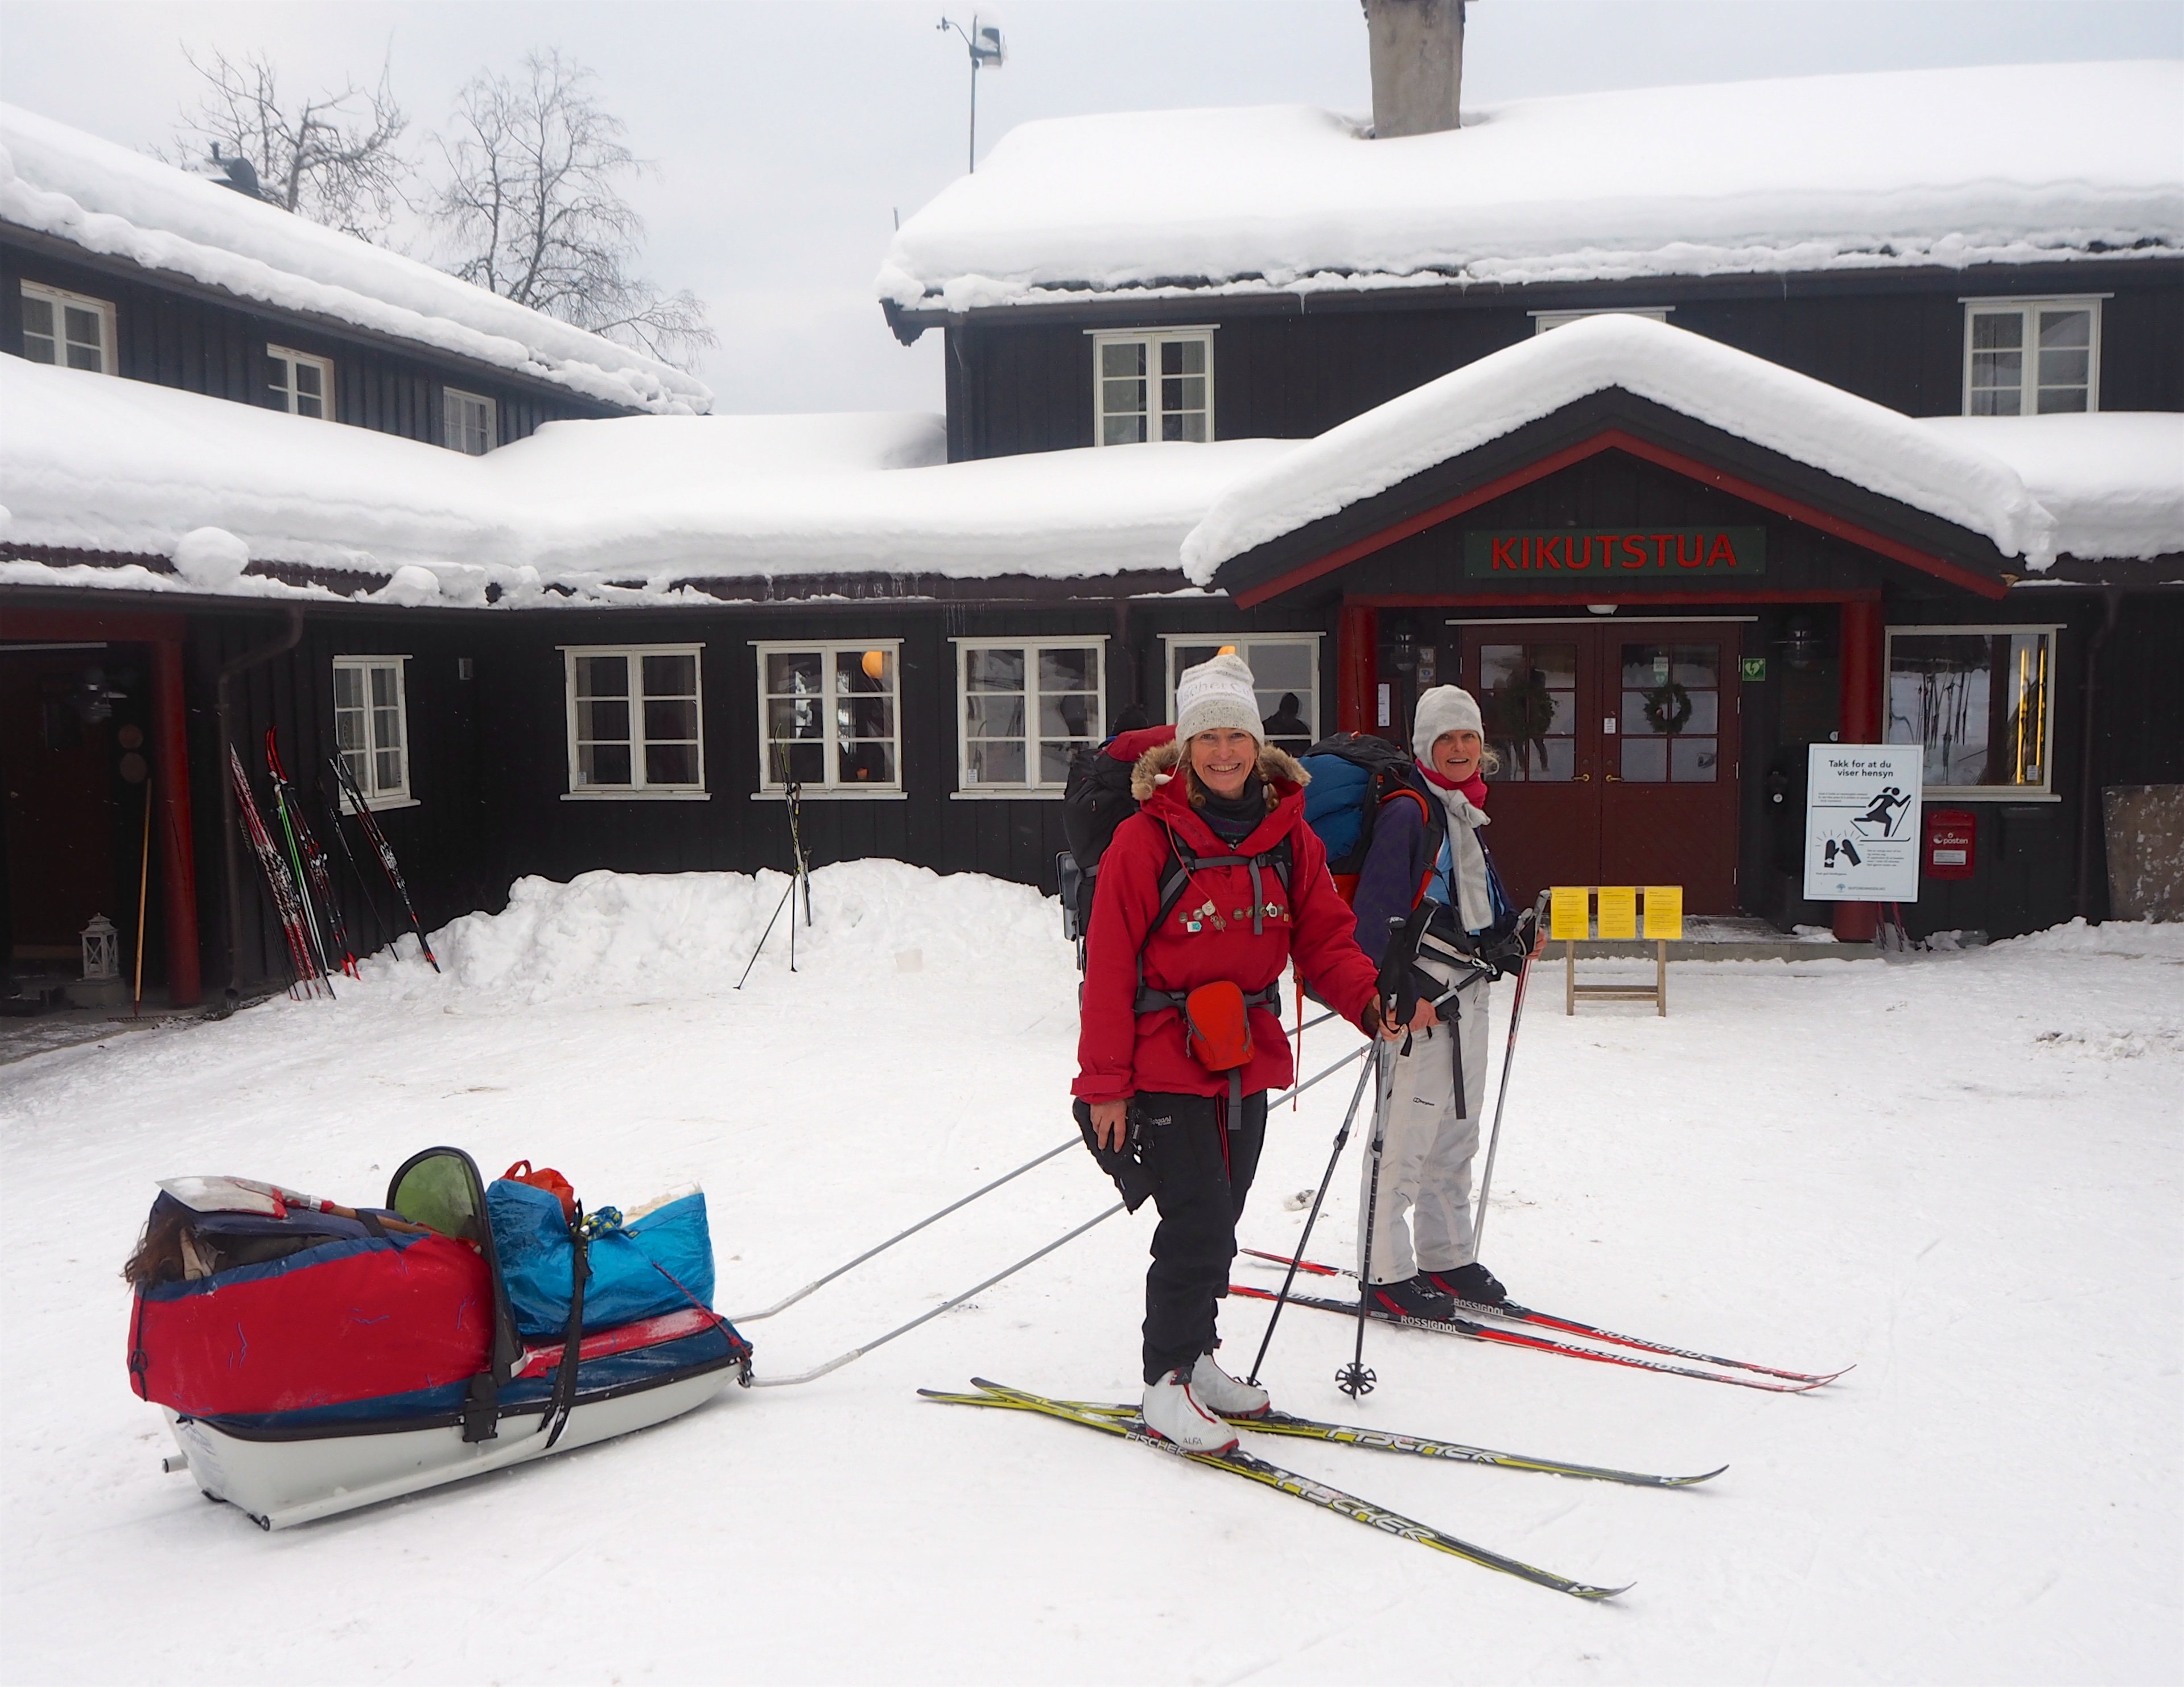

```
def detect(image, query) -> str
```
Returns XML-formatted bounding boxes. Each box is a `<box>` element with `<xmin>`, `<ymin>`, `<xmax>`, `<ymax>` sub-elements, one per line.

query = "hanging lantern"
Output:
<box><xmin>861</xmin><ymin>649</ymin><xmax>887</xmax><ymax>682</ymax></box>
<box><xmin>81</xmin><ymin>914</ymin><xmax>119</xmax><ymax>982</ymax></box>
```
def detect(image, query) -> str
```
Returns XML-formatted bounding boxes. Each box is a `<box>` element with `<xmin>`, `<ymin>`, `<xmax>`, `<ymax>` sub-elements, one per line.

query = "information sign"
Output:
<box><xmin>1803</xmin><ymin>744</ymin><xmax>1923</xmax><ymax>902</ymax></box>
<box><xmin>1549</xmin><ymin>887</ymin><xmax>1590</xmax><ymax>941</ymax></box>
<box><xmin>1642</xmin><ymin>886</ymin><xmax>1684</xmax><ymax>939</ymax></box>
<box><xmin>1596</xmin><ymin>886</ymin><xmax>1638</xmax><ymax>940</ymax></box>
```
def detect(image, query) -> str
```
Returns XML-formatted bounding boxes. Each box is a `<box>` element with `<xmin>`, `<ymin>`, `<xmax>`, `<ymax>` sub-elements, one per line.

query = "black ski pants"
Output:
<box><xmin>1134</xmin><ymin>1089</ymin><xmax>1268</xmax><ymax>1385</ymax></box>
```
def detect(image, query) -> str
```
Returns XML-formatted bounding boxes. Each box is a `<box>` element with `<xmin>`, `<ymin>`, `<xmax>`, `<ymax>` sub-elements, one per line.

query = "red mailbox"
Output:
<box><xmin>1926</xmin><ymin>808</ymin><xmax>1976</xmax><ymax>880</ymax></box>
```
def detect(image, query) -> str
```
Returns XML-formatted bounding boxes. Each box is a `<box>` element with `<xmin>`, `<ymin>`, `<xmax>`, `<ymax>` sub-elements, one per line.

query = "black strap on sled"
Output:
<box><xmin>544</xmin><ymin>1208</ymin><xmax>591</xmax><ymax>1450</ymax></box>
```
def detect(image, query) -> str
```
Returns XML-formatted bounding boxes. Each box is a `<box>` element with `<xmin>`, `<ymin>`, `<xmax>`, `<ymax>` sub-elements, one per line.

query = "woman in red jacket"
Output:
<box><xmin>1075</xmin><ymin>653</ymin><xmax>1393</xmax><ymax>1453</ymax></box>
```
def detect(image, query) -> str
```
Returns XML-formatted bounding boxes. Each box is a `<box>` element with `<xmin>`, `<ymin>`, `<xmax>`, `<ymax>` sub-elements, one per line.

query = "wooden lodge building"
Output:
<box><xmin>3</xmin><ymin>43</ymin><xmax>2181</xmax><ymax>1008</ymax></box>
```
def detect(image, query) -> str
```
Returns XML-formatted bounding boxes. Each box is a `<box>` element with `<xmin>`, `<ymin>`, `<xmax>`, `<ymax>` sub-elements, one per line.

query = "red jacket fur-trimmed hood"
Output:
<box><xmin>1074</xmin><ymin>738</ymin><xmax>1378</xmax><ymax>1105</ymax></box>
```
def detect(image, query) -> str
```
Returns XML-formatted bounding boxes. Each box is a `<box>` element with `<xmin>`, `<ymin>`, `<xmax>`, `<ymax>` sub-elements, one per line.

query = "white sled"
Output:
<box><xmin>130</xmin><ymin>1149</ymin><xmax>751</xmax><ymax>1529</ymax></box>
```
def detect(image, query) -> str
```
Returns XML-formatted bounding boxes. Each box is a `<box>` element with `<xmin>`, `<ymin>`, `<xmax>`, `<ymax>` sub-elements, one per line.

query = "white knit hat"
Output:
<box><xmin>1175</xmin><ymin>652</ymin><xmax>1264</xmax><ymax>744</ymax></box>
<box><xmin>1412</xmin><ymin>685</ymin><xmax>1485</xmax><ymax>762</ymax></box>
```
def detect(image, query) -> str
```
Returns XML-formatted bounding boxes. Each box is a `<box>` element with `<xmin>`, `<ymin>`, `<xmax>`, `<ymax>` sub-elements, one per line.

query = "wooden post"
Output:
<box><xmin>1337</xmin><ymin>603</ymin><xmax>1378</xmax><ymax>735</ymax></box>
<box><xmin>1656</xmin><ymin>939</ymin><xmax>1667</xmax><ymax>1017</ymax></box>
<box><xmin>1565</xmin><ymin>939</ymin><xmax>1576</xmax><ymax>1016</ymax></box>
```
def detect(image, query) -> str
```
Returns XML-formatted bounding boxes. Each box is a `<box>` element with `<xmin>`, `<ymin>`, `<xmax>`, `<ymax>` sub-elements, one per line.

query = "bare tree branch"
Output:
<box><xmin>430</xmin><ymin>51</ymin><xmax>715</xmax><ymax>368</ymax></box>
<box><xmin>172</xmin><ymin>47</ymin><xmax>410</xmax><ymax>240</ymax></box>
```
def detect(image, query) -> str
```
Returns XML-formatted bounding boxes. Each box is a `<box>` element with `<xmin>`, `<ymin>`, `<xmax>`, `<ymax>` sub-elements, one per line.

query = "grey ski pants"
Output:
<box><xmin>1359</xmin><ymin>969</ymin><xmax>1491</xmax><ymax>1285</ymax></box>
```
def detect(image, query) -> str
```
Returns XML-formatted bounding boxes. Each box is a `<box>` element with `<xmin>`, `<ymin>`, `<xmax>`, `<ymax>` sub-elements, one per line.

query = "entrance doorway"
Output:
<box><xmin>1455</xmin><ymin>620</ymin><xmax>1744</xmax><ymax>913</ymax></box>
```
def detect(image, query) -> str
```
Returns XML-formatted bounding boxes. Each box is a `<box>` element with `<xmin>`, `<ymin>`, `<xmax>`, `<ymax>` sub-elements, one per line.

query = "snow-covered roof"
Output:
<box><xmin>0</xmin><ymin>356</ymin><xmax>1292</xmax><ymax>604</ymax></box>
<box><xmin>880</xmin><ymin>61</ymin><xmax>2184</xmax><ymax>314</ymax></box>
<box><xmin>1180</xmin><ymin>314</ymin><xmax>2184</xmax><ymax>583</ymax></box>
<box><xmin>0</xmin><ymin>102</ymin><xmax>712</xmax><ymax>415</ymax></box>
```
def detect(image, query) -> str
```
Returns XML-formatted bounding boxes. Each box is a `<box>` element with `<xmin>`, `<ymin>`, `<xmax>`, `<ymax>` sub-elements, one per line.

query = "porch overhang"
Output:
<box><xmin>1213</xmin><ymin>389</ymin><xmax>2016</xmax><ymax>609</ymax></box>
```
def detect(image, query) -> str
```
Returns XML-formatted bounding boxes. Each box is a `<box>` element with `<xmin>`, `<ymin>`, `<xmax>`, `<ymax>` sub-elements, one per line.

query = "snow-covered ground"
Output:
<box><xmin>5</xmin><ymin>863</ymin><xmax>2178</xmax><ymax>1684</ymax></box>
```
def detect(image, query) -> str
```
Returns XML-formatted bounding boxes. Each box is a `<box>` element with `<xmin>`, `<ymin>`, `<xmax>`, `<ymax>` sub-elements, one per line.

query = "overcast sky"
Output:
<box><xmin>3</xmin><ymin>1</ymin><xmax>2178</xmax><ymax>415</ymax></box>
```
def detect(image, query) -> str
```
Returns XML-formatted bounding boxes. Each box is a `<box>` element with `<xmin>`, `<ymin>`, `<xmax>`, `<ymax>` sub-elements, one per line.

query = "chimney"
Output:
<box><xmin>1363</xmin><ymin>0</ymin><xmax>1465</xmax><ymax>138</ymax></box>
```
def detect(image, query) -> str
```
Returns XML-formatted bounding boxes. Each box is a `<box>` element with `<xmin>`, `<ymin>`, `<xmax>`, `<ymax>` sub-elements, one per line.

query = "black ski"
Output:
<box><xmin>1241</xmin><ymin>1249</ymin><xmax>1847</xmax><ymax>1385</ymax></box>
<box><xmin>328</xmin><ymin>754</ymin><xmax>439</xmax><ymax>972</ymax></box>
<box><xmin>1024</xmin><ymin>1395</ymin><xmax>1723</xmax><ymax>1488</ymax></box>
<box><xmin>921</xmin><ymin>1379</ymin><xmax>1630</xmax><ymax>1599</ymax></box>
<box><xmin>1230</xmin><ymin>1283</ymin><xmax>1828</xmax><ymax>1394</ymax></box>
<box><xmin>266</xmin><ymin>730</ymin><xmax>354</xmax><ymax>978</ymax></box>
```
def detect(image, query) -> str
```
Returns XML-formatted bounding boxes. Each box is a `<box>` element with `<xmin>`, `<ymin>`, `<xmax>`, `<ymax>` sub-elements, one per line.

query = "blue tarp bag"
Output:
<box><xmin>486</xmin><ymin>1180</ymin><xmax>717</xmax><ymax>1339</ymax></box>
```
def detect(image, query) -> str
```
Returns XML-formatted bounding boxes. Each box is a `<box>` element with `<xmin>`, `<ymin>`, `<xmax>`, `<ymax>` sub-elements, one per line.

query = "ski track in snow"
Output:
<box><xmin>2</xmin><ymin>861</ymin><xmax>2178</xmax><ymax>1684</ymax></box>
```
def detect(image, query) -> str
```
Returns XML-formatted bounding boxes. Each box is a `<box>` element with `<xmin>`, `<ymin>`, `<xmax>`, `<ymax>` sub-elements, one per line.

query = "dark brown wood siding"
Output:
<box><xmin>3</xmin><ymin>238</ymin><xmax>631</xmax><ymax>447</ymax></box>
<box><xmin>941</xmin><ymin>261</ymin><xmax>2184</xmax><ymax>460</ymax></box>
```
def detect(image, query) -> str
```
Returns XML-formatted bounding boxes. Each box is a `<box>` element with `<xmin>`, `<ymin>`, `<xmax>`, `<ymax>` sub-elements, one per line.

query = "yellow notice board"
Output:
<box><xmin>1549</xmin><ymin>887</ymin><xmax>1591</xmax><ymax>941</ymax></box>
<box><xmin>1596</xmin><ymin>886</ymin><xmax>1639</xmax><ymax>940</ymax></box>
<box><xmin>1643</xmin><ymin>885</ymin><xmax>1684</xmax><ymax>940</ymax></box>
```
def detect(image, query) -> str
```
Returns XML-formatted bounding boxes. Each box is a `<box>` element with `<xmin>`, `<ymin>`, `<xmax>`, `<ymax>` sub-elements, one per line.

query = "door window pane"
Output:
<box><xmin>1480</xmin><ymin>642</ymin><xmax>1576</xmax><ymax>783</ymax></box>
<box><xmin>1619</xmin><ymin>641</ymin><xmax>1718</xmax><ymax>783</ymax></box>
<box><xmin>1670</xmin><ymin>737</ymin><xmax>1719</xmax><ymax>782</ymax></box>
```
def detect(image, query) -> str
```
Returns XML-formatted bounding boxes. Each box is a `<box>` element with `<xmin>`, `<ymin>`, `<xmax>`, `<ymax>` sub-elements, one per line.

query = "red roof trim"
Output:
<box><xmin>1229</xmin><ymin>426</ymin><xmax>2010</xmax><ymax>607</ymax></box>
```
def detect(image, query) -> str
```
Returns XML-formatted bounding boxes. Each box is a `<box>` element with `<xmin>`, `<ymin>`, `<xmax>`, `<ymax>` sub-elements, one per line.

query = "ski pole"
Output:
<box><xmin>1247</xmin><ymin>1050</ymin><xmax>1376</xmax><ymax>1388</ymax></box>
<box><xmin>1471</xmin><ymin>896</ymin><xmax>1549</xmax><ymax>1258</ymax></box>
<box><xmin>1338</xmin><ymin>1040</ymin><xmax>1394</xmax><ymax>1400</ymax></box>
<box><xmin>735</xmin><ymin>872</ymin><xmax>798</xmax><ymax>989</ymax></box>
<box><xmin>747</xmin><ymin>1201</ymin><xmax>1126</xmax><ymax>1388</ymax></box>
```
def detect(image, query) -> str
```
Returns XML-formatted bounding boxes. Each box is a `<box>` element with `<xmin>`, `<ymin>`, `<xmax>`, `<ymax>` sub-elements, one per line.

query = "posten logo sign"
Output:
<box><xmin>1464</xmin><ymin>526</ymin><xmax>1766</xmax><ymax>582</ymax></box>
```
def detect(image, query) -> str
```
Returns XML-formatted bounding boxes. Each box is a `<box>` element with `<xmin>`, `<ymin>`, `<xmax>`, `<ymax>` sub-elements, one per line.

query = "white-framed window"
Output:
<box><xmin>1885</xmin><ymin>624</ymin><xmax>2061</xmax><ymax>799</ymax></box>
<box><xmin>442</xmin><ymin>386</ymin><xmax>497</xmax><ymax>454</ymax></box>
<box><xmin>1531</xmin><ymin>306</ymin><xmax>1674</xmax><ymax>334</ymax></box>
<box><xmin>1962</xmin><ymin>298</ymin><xmax>2103</xmax><ymax>415</ymax></box>
<box><xmin>20</xmin><ymin>281</ymin><xmax>115</xmax><ymax>373</ymax></box>
<box><xmin>332</xmin><ymin>656</ymin><xmax>413</xmax><ymax>808</ymax></box>
<box><xmin>562</xmin><ymin>645</ymin><xmax>707</xmax><ymax>799</ymax></box>
<box><xmin>268</xmin><ymin>344</ymin><xmax>333</xmax><ymax>418</ymax></box>
<box><xmin>756</xmin><ymin>641</ymin><xmax>901</xmax><ymax>795</ymax></box>
<box><xmin>1161</xmin><ymin>634</ymin><xmax>1321</xmax><ymax>754</ymax></box>
<box><xmin>1091</xmin><ymin>328</ymin><xmax>1214</xmax><ymax>445</ymax></box>
<box><xmin>954</xmin><ymin>639</ymin><xmax>1105</xmax><ymax>795</ymax></box>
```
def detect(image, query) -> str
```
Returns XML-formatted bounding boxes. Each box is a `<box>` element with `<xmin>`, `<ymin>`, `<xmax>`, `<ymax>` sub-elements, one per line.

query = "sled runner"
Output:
<box><xmin>127</xmin><ymin>1147</ymin><xmax>750</xmax><ymax>1529</ymax></box>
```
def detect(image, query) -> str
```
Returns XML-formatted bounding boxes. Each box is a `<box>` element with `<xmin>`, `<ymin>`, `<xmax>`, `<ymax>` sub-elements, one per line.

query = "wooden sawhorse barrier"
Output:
<box><xmin>1550</xmin><ymin>885</ymin><xmax>1684</xmax><ymax>1017</ymax></box>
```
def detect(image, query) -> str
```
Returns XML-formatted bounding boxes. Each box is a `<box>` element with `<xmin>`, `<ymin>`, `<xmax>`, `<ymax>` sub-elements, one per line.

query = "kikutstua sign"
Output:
<box><xmin>1464</xmin><ymin>527</ymin><xmax>1766</xmax><ymax>582</ymax></box>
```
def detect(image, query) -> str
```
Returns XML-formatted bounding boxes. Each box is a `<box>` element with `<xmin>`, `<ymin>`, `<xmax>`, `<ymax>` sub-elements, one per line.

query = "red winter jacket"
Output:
<box><xmin>1073</xmin><ymin>737</ymin><xmax>1382</xmax><ymax>1105</ymax></box>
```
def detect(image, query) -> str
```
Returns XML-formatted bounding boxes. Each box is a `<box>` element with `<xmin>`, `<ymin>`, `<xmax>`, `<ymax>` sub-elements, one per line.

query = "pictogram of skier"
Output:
<box><xmin>1853</xmin><ymin>785</ymin><xmax>1913</xmax><ymax>838</ymax></box>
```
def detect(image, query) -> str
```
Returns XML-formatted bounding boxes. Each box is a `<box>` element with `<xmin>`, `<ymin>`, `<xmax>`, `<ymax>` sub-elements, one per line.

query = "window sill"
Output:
<box><xmin>752</xmin><ymin>787</ymin><xmax>906</xmax><ymax>802</ymax></box>
<box><xmin>950</xmin><ymin>788</ymin><xmax>1066</xmax><ymax>801</ymax></box>
<box><xmin>561</xmin><ymin>789</ymin><xmax>712</xmax><ymax>802</ymax></box>
<box><xmin>340</xmin><ymin>793</ymin><xmax>419</xmax><ymax>814</ymax></box>
<box><xmin>1919</xmin><ymin>789</ymin><xmax>2060</xmax><ymax>803</ymax></box>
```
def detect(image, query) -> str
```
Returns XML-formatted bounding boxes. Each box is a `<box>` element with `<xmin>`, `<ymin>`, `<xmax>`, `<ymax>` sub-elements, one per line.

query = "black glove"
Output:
<box><xmin>1072</xmin><ymin>1098</ymin><xmax>1157</xmax><ymax>1213</ymax></box>
<box><xmin>1482</xmin><ymin>910</ymin><xmax>1536</xmax><ymax>981</ymax></box>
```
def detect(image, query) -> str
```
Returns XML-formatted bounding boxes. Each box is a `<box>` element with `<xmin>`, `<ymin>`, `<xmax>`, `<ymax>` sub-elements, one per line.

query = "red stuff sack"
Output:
<box><xmin>502</xmin><ymin>1159</ymin><xmax>576</xmax><ymax>1221</ymax></box>
<box><xmin>1183</xmin><ymin>980</ymin><xmax>1253</xmax><ymax>1074</ymax></box>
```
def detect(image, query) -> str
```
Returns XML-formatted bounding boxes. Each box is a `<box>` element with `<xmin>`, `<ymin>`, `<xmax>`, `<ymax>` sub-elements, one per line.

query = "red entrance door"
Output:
<box><xmin>1457</xmin><ymin>623</ymin><xmax>1742</xmax><ymax>914</ymax></box>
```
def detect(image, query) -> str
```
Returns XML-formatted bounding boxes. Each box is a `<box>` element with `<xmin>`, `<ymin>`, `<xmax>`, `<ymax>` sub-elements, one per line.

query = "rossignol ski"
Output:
<box><xmin>1227</xmin><ymin>1283</ymin><xmax>1830</xmax><ymax>1394</ymax></box>
<box><xmin>1241</xmin><ymin>1250</ymin><xmax>1846</xmax><ymax>1385</ymax></box>
<box><xmin>922</xmin><ymin>1380</ymin><xmax>1629</xmax><ymax>1599</ymax></box>
<box><xmin>228</xmin><ymin>744</ymin><xmax>331</xmax><ymax>999</ymax></box>
<box><xmin>329</xmin><ymin>754</ymin><xmax>439</xmax><ymax>972</ymax></box>
<box><xmin>1028</xmin><ymin>1396</ymin><xmax>1724</xmax><ymax>1488</ymax></box>
<box><xmin>266</xmin><ymin>731</ymin><xmax>355</xmax><ymax>978</ymax></box>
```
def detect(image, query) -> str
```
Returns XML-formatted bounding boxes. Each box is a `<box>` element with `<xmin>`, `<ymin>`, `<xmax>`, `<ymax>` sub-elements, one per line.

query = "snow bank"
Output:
<box><xmin>0</xmin><ymin>102</ymin><xmax>711</xmax><ymax>415</ymax></box>
<box><xmin>1181</xmin><ymin>314</ymin><xmax>2061</xmax><ymax>579</ymax></box>
<box><xmin>880</xmin><ymin>63</ymin><xmax>2184</xmax><ymax>310</ymax></box>
<box><xmin>1992</xmin><ymin>916</ymin><xmax>2184</xmax><ymax>959</ymax></box>
<box><xmin>370</xmin><ymin>861</ymin><xmax>1068</xmax><ymax>1008</ymax></box>
<box><xmin>1919</xmin><ymin>414</ymin><xmax>2184</xmax><ymax>562</ymax></box>
<box><xmin>1</xmin><ymin>357</ymin><xmax>1276</xmax><ymax>594</ymax></box>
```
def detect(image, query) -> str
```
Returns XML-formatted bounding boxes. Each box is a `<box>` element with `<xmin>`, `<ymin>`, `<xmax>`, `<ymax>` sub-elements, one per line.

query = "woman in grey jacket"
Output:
<box><xmin>1348</xmin><ymin>685</ymin><xmax>1535</xmax><ymax>1319</ymax></box>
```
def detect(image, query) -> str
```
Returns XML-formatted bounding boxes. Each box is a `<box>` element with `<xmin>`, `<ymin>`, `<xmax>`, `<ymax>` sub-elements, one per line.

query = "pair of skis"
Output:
<box><xmin>923</xmin><ymin>1378</ymin><xmax>1710</xmax><ymax>1598</ymax></box>
<box><xmin>1237</xmin><ymin>1250</ymin><xmax>1845</xmax><ymax>1393</ymax></box>
<box><xmin>230</xmin><ymin>734</ymin><xmax>439</xmax><ymax>997</ymax></box>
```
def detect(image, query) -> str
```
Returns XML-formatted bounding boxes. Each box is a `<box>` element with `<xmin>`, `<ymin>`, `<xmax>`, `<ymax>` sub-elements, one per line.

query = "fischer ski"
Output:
<box><xmin>922</xmin><ymin>1380</ymin><xmax>1629</xmax><ymax>1599</ymax></box>
<box><xmin>328</xmin><ymin>754</ymin><xmax>439</xmax><ymax>972</ymax></box>
<box><xmin>228</xmin><ymin>745</ymin><xmax>331</xmax><ymax>999</ymax></box>
<box><xmin>1229</xmin><ymin>1284</ymin><xmax>1828</xmax><ymax>1394</ymax></box>
<box><xmin>1241</xmin><ymin>1249</ymin><xmax>1847</xmax><ymax>1386</ymax></box>
<box><xmin>988</xmin><ymin>1394</ymin><xmax>1723</xmax><ymax>1489</ymax></box>
<box><xmin>266</xmin><ymin>731</ymin><xmax>355</xmax><ymax>978</ymax></box>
